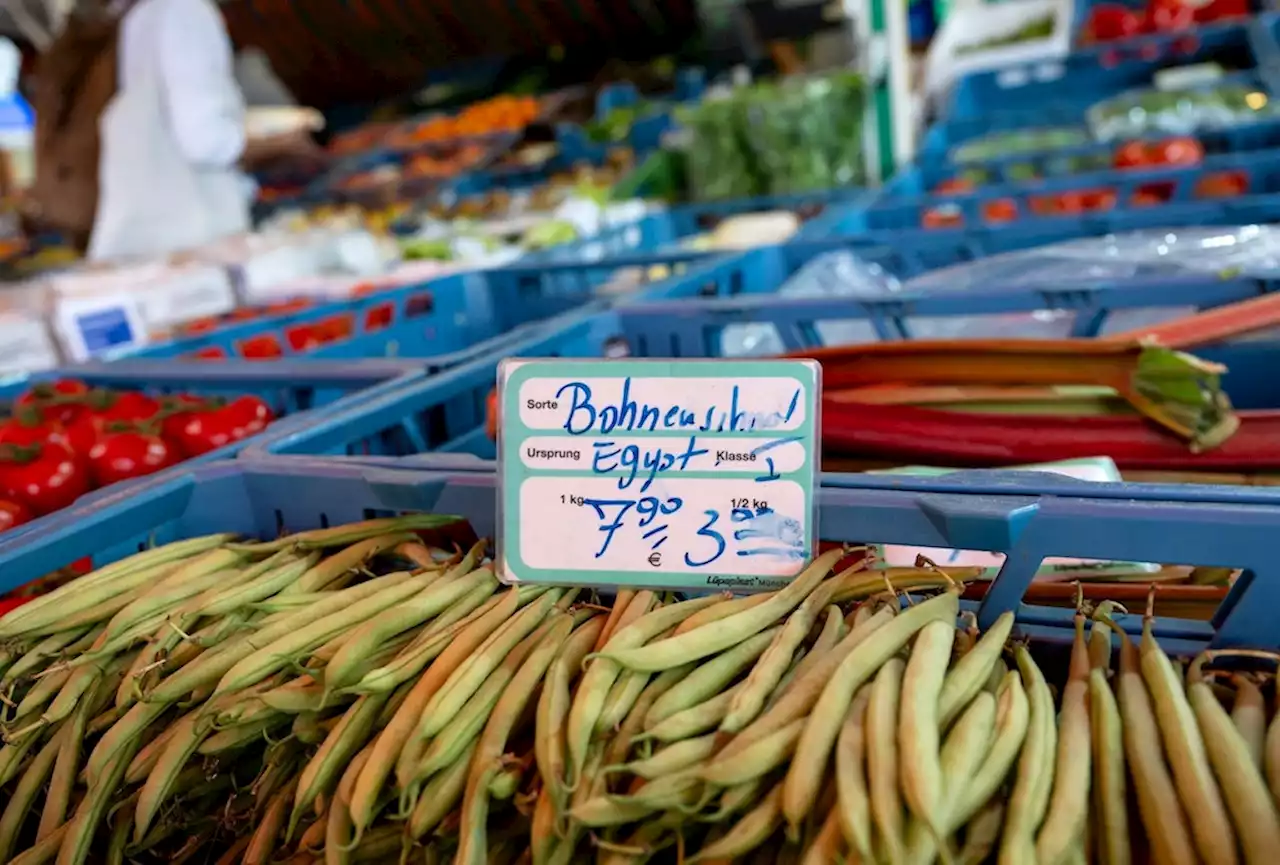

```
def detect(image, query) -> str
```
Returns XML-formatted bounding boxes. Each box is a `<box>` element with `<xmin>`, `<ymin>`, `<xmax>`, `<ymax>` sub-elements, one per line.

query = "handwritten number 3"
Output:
<box><xmin>685</xmin><ymin>509</ymin><xmax>726</xmax><ymax>568</ymax></box>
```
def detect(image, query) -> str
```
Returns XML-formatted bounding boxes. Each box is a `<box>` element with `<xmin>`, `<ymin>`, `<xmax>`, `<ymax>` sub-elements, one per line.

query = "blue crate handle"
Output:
<box><xmin>0</xmin><ymin>460</ymin><xmax>1273</xmax><ymax>652</ymax></box>
<box><xmin>58</xmin><ymin>358</ymin><xmax>429</xmax><ymax>386</ymax></box>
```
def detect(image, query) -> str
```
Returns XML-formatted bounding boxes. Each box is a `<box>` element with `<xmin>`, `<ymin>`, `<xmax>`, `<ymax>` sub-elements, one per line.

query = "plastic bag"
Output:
<box><xmin>720</xmin><ymin>250</ymin><xmax>900</xmax><ymax>356</ymax></box>
<box><xmin>725</xmin><ymin>227</ymin><xmax>1280</xmax><ymax>352</ymax></box>
<box><xmin>1087</xmin><ymin>82</ymin><xmax>1280</xmax><ymax>141</ymax></box>
<box><xmin>903</xmin><ymin>225</ymin><xmax>1280</xmax><ymax>338</ymax></box>
<box><xmin>950</xmin><ymin>127</ymin><xmax>1091</xmax><ymax>164</ymax></box>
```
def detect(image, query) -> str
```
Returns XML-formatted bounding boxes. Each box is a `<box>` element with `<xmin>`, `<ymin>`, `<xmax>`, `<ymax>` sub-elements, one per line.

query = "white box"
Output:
<box><xmin>925</xmin><ymin>0</ymin><xmax>1075</xmax><ymax>108</ymax></box>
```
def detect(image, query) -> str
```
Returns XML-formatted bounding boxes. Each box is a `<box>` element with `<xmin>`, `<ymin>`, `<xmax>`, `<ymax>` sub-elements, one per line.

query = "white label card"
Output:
<box><xmin>498</xmin><ymin>359</ymin><xmax>821</xmax><ymax>590</ymax></box>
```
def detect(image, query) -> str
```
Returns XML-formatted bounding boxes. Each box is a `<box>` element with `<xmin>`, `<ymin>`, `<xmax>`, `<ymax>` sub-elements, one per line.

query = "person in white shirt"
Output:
<box><xmin>89</xmin><ymin>0</ymin><xmax>319</xmax><ymax>260</ymax></box>
<box><xmin>235</xmin><ymin>47</ymin><xmax>297</xmax><ymax>108</ymax></box>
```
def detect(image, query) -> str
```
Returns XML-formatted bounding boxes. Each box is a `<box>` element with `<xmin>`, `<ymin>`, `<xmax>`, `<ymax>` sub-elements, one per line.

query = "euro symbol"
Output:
<box><xmin>647</xmin><ymin>552</ymin><xmax>662</xmax><ymax>567</ymax></box>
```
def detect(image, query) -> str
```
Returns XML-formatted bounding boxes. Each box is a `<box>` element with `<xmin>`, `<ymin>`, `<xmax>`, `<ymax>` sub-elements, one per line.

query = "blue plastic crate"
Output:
<box><xmin>834</xmin><ymin>148</ymin><xmax>1280</xmax><ymax>233</ymax></box>
<box><xmin>1239</xmin><ymin>9</ymin><xmax>1280</xmax><ymax>63</ymax></box>
<box><xmin>122</xmin><ymin>251</ymin><xmax>685</xmax><ymax>361</ymax></box>
<box><xmin>616</xmin><ymin>238</ymin><xmax>1277</xmax><ymax>349</ymax></box>
<box><xmin>902</xmin><ymin>117</ymin><xmax>1280</xmax><ymax>191</ymax></box>
<box><xmin>946</xmin><ymin>19</ymin><xmax>1263</xmax><ymax>119</ymax></box>
<box><xmin>918</xmin><ymin>89</ymin><xmax>1280</xmax><ymax>167</ymax></box>
<box><xmin>1</xmin><ymin>457</ymin><xmax>1276</xmax><ymax>651</ymax></box>
<box><xmin>924</xmin><ymin>23</ymin><xmax>1276</xmax><ymax>162</ymax></box>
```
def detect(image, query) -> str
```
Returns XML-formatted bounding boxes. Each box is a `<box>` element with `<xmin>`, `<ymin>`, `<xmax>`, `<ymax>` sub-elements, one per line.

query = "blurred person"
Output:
<box><xmin>235</xmin><ymin>46</ymin><xmax>296</xmax><ymax>108</ymax></box>
<box><xmin>25</xmin><ymin>0</ymin><xmax>321</xmax><ymax>259</ymax></box>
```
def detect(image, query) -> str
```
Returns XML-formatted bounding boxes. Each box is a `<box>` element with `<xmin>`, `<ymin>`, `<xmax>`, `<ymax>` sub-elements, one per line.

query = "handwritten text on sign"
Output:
<box><xmin>498</xmin><ymin>359</ymin><xmax>821</xmax><ymax>590</ymax></box>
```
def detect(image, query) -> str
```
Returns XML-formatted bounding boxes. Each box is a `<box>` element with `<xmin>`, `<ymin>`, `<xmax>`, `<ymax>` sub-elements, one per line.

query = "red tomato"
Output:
<box><xmin>934</xmin><ymin>177</ymin><xmax>975</xmax><ymax>194</ymax></box>
<box><xmin>1029</xmin><ymin>195</ymin><xmax>1060</xmax><ymax>216</ymax></box>
<box><xmin>921</xmin><ymin>206</ymin><xmax>964</xmax><ymax>229</ymax></box>
<box><xmin>0</xmin><ymin>442</ymin><xmax>91</xmax><ymax>516</ymax></box>
<box><xmin>87</xmin><ymin>432</ymin><xmax>179</xmax><ymax>487</ymax></box>
<box><xmin>1147</xmin><ymin>0</ymin><xmax>1195</xmax><ymax>32</ymax></box>
<box><xmin>160</xmin><ymin>398</ymin><xmax>212</xmax><ymax>458</ymax></box>
<box><xmin>221</xmin><ymin>396</ymin><xmax>275</xmax><ymax>439</ymax></box>
<box><xmin>63</xmin><ymin>413</ymin><xmax>106</xmax><ymax>457</ymax></box>
<box><xmin>1114</xmin><ymin>140</ymin><xmax>1154</xmax><ymax>169</ymax></box>
<box><xmin>486</xmin><ymin>389</ymin><xmax>499</xmax><ymax>441</ymax></box>
<box><xmin>1131</xmin><ymin>190</ymin><xmax>1166</xmax><ymax>206</ymax></box>
<box><xmin>94</xmin><ymin>391</ymin><xmax>161</xmax><ymax>426</ymax></box>
<box><xmin>1196</xmin><ymin>170</ymin><xmax>1249</xmax><ymax>198</ymax></box>
<box><xmin>1084</xmin><ymin>189</ymin><xmax>1118</xmax><ymax>211</ymax></box>
<box><xmin>1054</xmin><ymin>192</ymin><xmax>1089</xmax><ymax>214</ymax></box>
<box><xmin>172</xmin><ymin>396</ymin><xmax>275</xmax><ymax>456</ymax></box>
<box><xmin>982</xmin><ymin>199</ymin><xmax>1019</xmax><ymax>224</ymax></box>
<box><xmin>1087</xmin><ymin>5</ymin><xmax>1144</xmax><ymax>41</ymax></box>
<box><xmin>15</xmin><ymin>379</ymin><xmax>89</xmax><ymax>425</ymax></box>
<box><xmin>239</xmin><ymin>334</ymin><xmax>285</xmax><ymax>359</ymax></box>
<box><xmin>0</xmin><ymin>498</ymin><xmax>32</xmax><ymax>533</ymax></box>
<box><xmin>1156</xmin><ymin>137</ymin><xmax>1204</xmax><ymax>166</ymax></box>
<box><xmin>0</xmin><ymin>416</ymin><xmax>71</xmax><ymax>451</ymax></box>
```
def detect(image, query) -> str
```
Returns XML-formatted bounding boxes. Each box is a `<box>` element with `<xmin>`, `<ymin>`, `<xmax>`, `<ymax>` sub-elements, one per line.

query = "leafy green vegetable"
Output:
<box><xmin>678</xmin><ymin>72</ymin><xmax>866</xmax><ymax>201</ymax></box>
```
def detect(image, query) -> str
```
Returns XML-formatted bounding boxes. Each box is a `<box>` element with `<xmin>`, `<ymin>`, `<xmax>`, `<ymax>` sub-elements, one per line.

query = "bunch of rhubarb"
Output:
<box><xmin>804</xmin><ymin>339</ymin><xmax>1269</xmax><ymax>470</ymax></box>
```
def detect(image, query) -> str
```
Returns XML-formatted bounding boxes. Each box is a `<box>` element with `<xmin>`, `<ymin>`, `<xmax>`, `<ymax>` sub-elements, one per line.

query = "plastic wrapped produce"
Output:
<box><xmin>1088</xmin><ymin>81</ymin><xmax>1280</xmax><ymax>141</ymax></box>
<box><xmin>950</xmin><ymin>127</ymin><xmax>1091</xmax><ymax>164</ymax></box>
<box><xmin>720</xmin><ymin>249</ymin><xmax>900</xmax><ymax>356</ymax></box>
<box><xmin>724</xmin><ymin>227</ymin><xmax>1280</xmax><ymax>353</ymax></box>
<box><xmin>905</xmin><ymin>226</ymin><xmax>1280</xmax><ymax>337</ymax></box>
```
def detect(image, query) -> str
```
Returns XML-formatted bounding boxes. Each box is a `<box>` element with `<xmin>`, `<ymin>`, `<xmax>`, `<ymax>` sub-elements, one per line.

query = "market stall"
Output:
<box><xmin>0</xmin><ymin>0</ymin><xmax>1276</xmax><ymax>861</ymax></box>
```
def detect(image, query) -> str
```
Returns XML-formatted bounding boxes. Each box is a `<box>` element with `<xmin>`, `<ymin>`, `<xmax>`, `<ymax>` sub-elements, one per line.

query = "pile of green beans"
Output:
<box><xmin>3</xmin><ymin>521</ymin><xmax>1279</xmax><ymax>865</ymax></box>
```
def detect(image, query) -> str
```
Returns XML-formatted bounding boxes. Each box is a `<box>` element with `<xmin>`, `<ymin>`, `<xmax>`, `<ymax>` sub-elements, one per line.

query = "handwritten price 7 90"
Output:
<box><xmin>582</xmin><ymin>497</ymin><xmax>805</xmax><ymax>567</ymax></box>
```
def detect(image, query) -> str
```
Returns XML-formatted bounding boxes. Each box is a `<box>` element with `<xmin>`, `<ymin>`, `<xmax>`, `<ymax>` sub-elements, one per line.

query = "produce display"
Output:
<box><xmin>325</xmin><ymin>142</ymin><xmax>502</xmax><ymax>209</ymax></box>
<box><xmin>679</xmin><ymin>73</ymin><xmax>866</xmax><ymax>200</ymax></box>
<box><xmin>327</xmin><ymin>96</ymin><xmax>546</xmax><ymax>160</ymax></box>
<box><xmin>920</xmin><ymin>167</ymin><xmax>1249</xmax><ymax>227</ymax></box>
<box><xmin>1082</xmin><ymin>0</ymin><xmax>1251</xmax><ymax>43</ymax></box>
<box><xmin>0</xmin><ymin>381</ymin><xmax>275</xmax><ymax>523</ymax></box>
<box><xmin>385</xmin><ymin>96</ymin><xmax>544</xmax><ymax>147</ymax></box>
<box><xmin>1088</xmin><ymin>82</ymin><xmax>1280</xmax><ymax>141</ymax></box>
<box><xmin>934</xmin><ymin>135</ymin><xmax>1204</xmax><ymax>191</ymax></box>
<box><xmin>391</xmin><ymin>162</ymin><xmax>634</xmax><ymax>258</ymax></box>
<box><xmin>950</xmin><ymin>128</ymin><xmax>1093</xmax><ymax>165</ymax></box>
<box><xmin>0</xmin><ymin>523</ymin><xmax>1270</xmax><ymax>864</ymax></box>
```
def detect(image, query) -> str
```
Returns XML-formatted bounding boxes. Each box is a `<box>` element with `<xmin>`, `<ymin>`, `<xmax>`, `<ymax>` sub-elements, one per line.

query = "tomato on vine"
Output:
<box><xmin>0</xmin><ymin>441</ymin><xmax>90</xmax><ymax>516</ymax></box>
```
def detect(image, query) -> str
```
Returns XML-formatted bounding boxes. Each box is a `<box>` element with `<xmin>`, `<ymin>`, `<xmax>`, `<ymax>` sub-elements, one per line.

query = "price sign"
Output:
<box><xmin>53</xmin><ymin>295</ymin><xmax>148</xmax><ymax>362</ymax></box>
<box><xmin>497</xmin><ymin>359</ymin><xmax>821</xmax><ymax>590</ymax></box>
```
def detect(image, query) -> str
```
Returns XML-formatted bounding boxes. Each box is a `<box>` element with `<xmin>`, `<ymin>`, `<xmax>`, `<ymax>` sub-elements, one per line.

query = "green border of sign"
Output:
<box><xmin>497</xmin><ymin>358</ymin><xmax>821</xmax><ymax>589</ymax></box>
